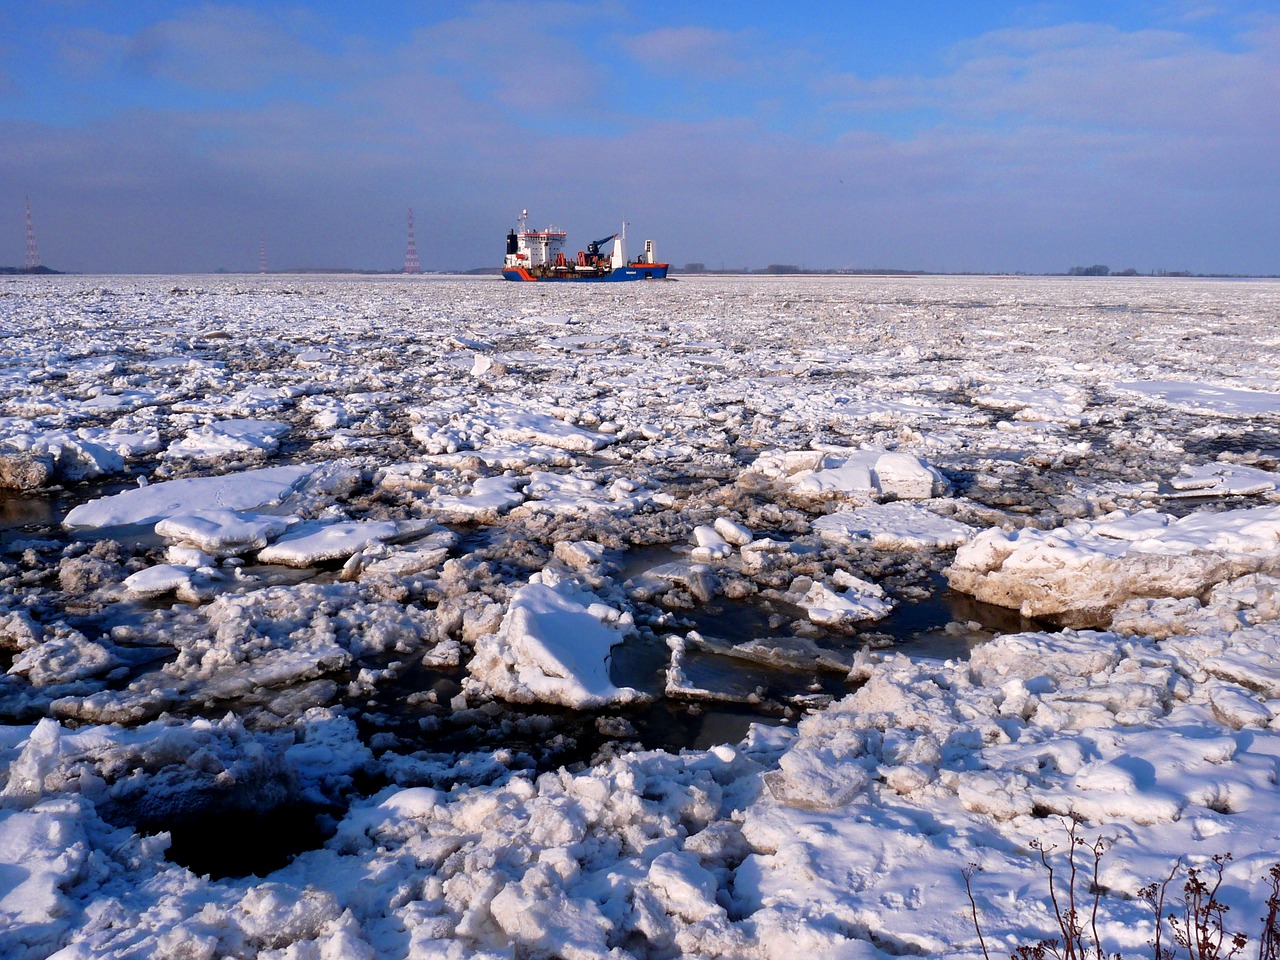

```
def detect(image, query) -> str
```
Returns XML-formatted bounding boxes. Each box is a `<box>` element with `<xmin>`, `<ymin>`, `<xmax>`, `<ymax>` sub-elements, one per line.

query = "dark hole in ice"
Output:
<box><xmin>155</xmin><ymin>801</ymin><xmax>338</xmax><ymax>880</ymax></box>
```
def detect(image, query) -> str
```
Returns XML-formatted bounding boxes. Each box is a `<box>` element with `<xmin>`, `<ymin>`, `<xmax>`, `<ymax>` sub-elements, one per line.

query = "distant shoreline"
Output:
<box><xmin>6</xmin><ymin>265</ymin><xmax>1277</xmax><ymax>280</ymax></box>
<box><xmin>0</xmin><ymin>266</ymin><xmax>63</xmax><ymax>275</ymax></box>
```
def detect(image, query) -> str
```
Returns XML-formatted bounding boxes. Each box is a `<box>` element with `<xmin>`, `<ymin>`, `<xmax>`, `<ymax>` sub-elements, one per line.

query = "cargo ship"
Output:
<box><xmin>502</xmin><ymin>210</ymin><xmax>669</xmax><ymax>282</ymax></box>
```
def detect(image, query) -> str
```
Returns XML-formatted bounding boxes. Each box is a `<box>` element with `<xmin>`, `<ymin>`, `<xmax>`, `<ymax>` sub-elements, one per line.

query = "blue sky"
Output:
<box><xmin>2</xmin><ymin>1</ymin><xmax>1277</xmax><ymax>273</ymax></box>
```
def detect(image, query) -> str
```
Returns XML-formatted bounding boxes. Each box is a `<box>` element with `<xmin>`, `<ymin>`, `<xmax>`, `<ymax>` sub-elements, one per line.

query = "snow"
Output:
<box><xmin>465</xmin><ymin>577</ymin><xmax>645</xmax><ymax>709</ymax></box>
<box><xmin>947</xmin><ymin>505</ymin><xmax>1280</xmax><ymax>625</ymax></box>
<box><xmin>155</xmin><ymin>509</ymin><xmax>292</xmax><ymax>554</ymax></box>
<box><xmin>814</xmin><ymin>501</ymin><xmax>977</xmax><ymax>549</ymax></box>
<box><xmin>62</xmin><ymin>464</ymin><xmax>317</xmax><ymax>530</ymax></box>
<box><xmin>5</xmin><ymin>273</ymin><xmax>1280</xmax><ymax>958</ymax></box>
<box><xmin>256</xmin><ymin>519</ymin><xmax>432</xmax><ymax>567</ymax></box>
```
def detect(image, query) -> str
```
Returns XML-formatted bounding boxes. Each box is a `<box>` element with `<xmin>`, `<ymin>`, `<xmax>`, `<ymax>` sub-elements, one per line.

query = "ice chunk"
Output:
<box><xmin>155</xmin><ymin>509</ymin><xmax>292</xmax><ymax>554</ymax></box>
<box><xmin>947</xmin><ymin>506</ymin><xmax>1280</xmax><ymax>625</ymax></box>
<box><xmin>122</xmin><ymin>563</ymin><xmax>196</xmax><ymax>598</ymax></box>
<box><xmin>714</xmin><ymin>517</ymin><xmax>753</xmax><ymax>546</ymax></box>
<box><xmin>257</xmin><ymin>519</ymin><xmax>432</xmax><ymax>567</ymax></box>
<box><xmin>814</xmin><ymin>501</ymin><xmax>976</xmax><ymax>549</ymax></box>
<box><xmin>646</xmin><ymin>851</ymin><xmax>725</xmax><ymax>922</ymax></box>
<box><xmin>466</xmin><ymin>579</ymin><xmax>645</xmax><ymax>708</ymax></box>
<box><xmin>487</xmin><ymin>411</ymin><xmax>614</xmax><ymax>452</ymax></box>
<box><xmin>553</xmin><ymin>540</ymin><xmax>607</xmax><ymax>571</ymax></box>
<box><xmin>771</xmin><ymin>447</ymin><xmax>949</xmax><ymax>500</ymax></box>
<box><xmin>63</xmin><ymin>464</ymin><xmax>317</xmax><ymax>530</ymax></box>
<box><xmin>786</xmin><ymin>571</ymin><xmax>895</xmax><ymax>626</ymax></box>
<box><xmin>691</xmin><ymin>524</ymin><xmax>733</xmax><ymax>562</ymax></box>
<box><xmin>427</xmin><ymin>475</ymin><xmax>526</xmax><ymax>522</ymax></box>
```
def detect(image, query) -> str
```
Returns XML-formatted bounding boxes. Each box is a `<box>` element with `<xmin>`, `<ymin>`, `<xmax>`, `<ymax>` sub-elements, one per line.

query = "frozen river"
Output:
<box><xmin>2</xmin><ymin>273</ymin><xmax>1280</xmax><ymax>958</ymax></box>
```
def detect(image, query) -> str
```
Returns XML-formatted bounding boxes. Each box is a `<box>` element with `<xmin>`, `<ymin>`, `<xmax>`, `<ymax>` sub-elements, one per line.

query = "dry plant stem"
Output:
<box><xmin>961</xmin><ymin>826</ymin><xmax>1280</xmax><ymax>960</ymax></box>
<box><xmin>963</xmin><ymin>864</ymin><xmax>993</xmax><ymax>960</ymax></box>
<box><xmin>1089</xmin><ymin>835</ymin><xmax>1106</xmax><ymax>957</ymax></box>
<box><xmin>1034</xmin><ymin>839</ymin><xmax>1071</xmax><ymax>955</ymax></box>
<box><xmin>1065</xmin><ymin>826</ymin><xmax>1081</xmax><ymax>958</ymax></box>
<box><xmin>1170</xmin><ymin>855</ymin><xmax>1246</xmax><ymax>960</ymax></box>
<box><xmin>1261</xmin><ymin>864</ymin><xmax>1280</xmax><ymax>960</ymax></box>
<box><xmin>1140</xmin><ymin>860</ymin><xmax>1182</xmax><ymax>960</ymax></box>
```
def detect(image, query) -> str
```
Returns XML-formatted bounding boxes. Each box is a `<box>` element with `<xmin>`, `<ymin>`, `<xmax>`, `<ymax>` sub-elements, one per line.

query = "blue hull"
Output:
<box><xmin>502</xmin><ymin>264</ymin><xmax>669</xmax><ymax>282</ymax></box>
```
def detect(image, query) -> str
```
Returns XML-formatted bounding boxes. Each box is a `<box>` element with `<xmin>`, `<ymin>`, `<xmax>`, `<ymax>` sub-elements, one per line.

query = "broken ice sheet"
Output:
<box><xmin>1165</xmin><ymin>461</ymin><xmax>1280</xmax><ymax>498</ymax></box>
<box><xmin>5</xmin><ymin>275</ymin><xmax>1280</xmax><ymax>959</ymax></box>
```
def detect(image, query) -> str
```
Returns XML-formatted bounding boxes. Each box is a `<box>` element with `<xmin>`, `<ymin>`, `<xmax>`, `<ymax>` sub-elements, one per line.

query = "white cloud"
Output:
<box><xmin>123</xmin><ymin>4</ymin><xmax>336</xmax><ymax>92</ymax></box>
<box><xmin>622</xmin><ymin>26</ymin><xmax>752</xmax><ymax>78</ymax></box>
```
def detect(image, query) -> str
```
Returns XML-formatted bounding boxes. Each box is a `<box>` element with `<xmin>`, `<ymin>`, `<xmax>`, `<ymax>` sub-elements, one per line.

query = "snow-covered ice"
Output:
<box><xmin>947</xmin><ymin>505</ymin><xmax>1280</xmax><ymax>625</ymax></box>
<box><xmin>466</xmin><ymin>576</ymin><xmax>645</xmax><ymax>709</ymax></box>
<box><xmin>256</xmin><ymin>518</ymin><xmax>433</xmax><ymax>567</ymax></box>
<box><xmin>61</xmin><ymin>464</ymin><xmax>319</xmax><ymax>530</ymax></box>
<box><xmin>814</xmin><ymin>501</ymin><xmax>977</xmax><ymax>549</ymax></box>
<box><xmin>4</xmin><ymin>273</ymin><xmax>1280</xmax><ymax>958</ymax></box>
<box><xmin>155</xmin><ymin>509</ymin><xmax>292</xmax><ymax>554</ymax></box>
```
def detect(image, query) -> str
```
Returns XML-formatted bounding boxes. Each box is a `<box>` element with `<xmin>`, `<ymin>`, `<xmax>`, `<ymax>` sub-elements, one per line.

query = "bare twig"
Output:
<box><xmin>1087</xmin><ymin>834</ymin><xmax>1107</xmax><ymax>960</ymax></box>
<box><xmin>960</xmin><ymin>833</ymin><xmax>1280</xmax><ymax>960</ymax></box>
<box><xmin>962</xmin><ymin>863</ymin><xmax>993</xmax><ymax>960</ymax></box>
<box><xmin>1260</xmin><ymin>863</ymin><xmax>1280</xmax><ymax>960</ymax></box>
<box><xmin>1139</xmin><ymin>859</ymin><xmax>1181</xmax><ymax>960</ymax></box>
<box><xmin>1170</xmin><ymin>855</ymin><xmax>1246</xmax><ymax>960</ymax></box>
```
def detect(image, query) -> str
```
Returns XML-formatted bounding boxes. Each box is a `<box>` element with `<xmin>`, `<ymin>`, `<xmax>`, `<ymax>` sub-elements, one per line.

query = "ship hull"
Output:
<box><xmin>501</xmin><ymin>264</ymin><xmax>669</xmax><ymax>282</ymax></box>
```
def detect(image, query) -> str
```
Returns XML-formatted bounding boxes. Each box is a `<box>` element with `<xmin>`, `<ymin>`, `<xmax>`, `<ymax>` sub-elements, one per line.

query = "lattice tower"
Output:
<box><xmin>24</xmin><ymin>196</ymin><xmax>40</xmax><ymax>271</ymax></box>
<box><xmin>403</xmin><ymin>208</ymin><xmax>421</xmax><ymax>274</ymax></box>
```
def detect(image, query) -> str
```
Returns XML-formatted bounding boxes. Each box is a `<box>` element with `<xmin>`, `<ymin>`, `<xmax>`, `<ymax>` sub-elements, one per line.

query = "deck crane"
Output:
<box><xmin>586</xmin><ymin>233</ymin><xmax>617</xmax><ymax>260</ymax></box>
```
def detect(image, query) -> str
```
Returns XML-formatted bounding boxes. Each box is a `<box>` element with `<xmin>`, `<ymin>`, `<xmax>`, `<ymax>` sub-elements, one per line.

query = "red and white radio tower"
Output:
<box><xmin>403</xmin><ymin>208</ymin><xmax>421</xmax><ymax>274</ymax></box>
<box><xmin>259</xmin><ymin>238</ymin><xmax>267</xmax><ymax>275</ymax></box>
<box><xmin>24</xmin><ymin>196</ymin><xmax>41</xmax><ymax>272</ymax></box>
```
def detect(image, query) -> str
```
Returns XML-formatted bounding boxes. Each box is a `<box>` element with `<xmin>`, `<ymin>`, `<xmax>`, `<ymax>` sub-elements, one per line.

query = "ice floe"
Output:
<box><xmin>163</xmin><ymin>418</ymin><xmax>289</xmax><ymax>461</ymax></box>
<box><xmin>155</xmin><ymin>509</ymin><xmax>292</xmax><ymax>554</ymax></box>
<box><xmin>1117</xmin><ymin>379</ymin><xmax>1280</xmax><ymax>417</ymax></box>
<box><xmin>814</xmin><ymin>500</ymin><xmax>977</xmax><ymax>548</ymax></box>
<box><xmin>62</xmin><ymin>464</ymin><xmax>319</xmax><ymax>530</ymax></box>
<box><xmin>754</xmin><ymin>446</ymin><xmax>951</xmax><ymax>500</ymax></box>
<box><xmin>257</xmin><ymin>518</ymin><xmax>433</xmax><ymax>567</ymax></box>
<box><xmin>5</xmin><ymin>274</ymin><xmax>1280</xmax><ymax>958</ymax></box>
<box><xmin>947</xmin><ymin>505</ymin><xmax>1280</xmax><ymax>625</ymax></box>
<box><xmin>465</xmin><ymin>576</ymin><xmax>645</xmax><ymax>709</ymax></box>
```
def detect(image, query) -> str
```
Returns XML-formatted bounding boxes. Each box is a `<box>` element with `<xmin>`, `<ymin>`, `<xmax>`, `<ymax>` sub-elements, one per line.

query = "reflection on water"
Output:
<box><xmin>0</xmin><ymin>492</ymin><xmax>59</xmax><ymax>531</ymax></box>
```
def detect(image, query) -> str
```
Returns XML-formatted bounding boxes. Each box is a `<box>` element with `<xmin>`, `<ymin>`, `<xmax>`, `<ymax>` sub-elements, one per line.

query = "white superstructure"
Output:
<box><xmin>505</xmin><ymin>210</ymin><xmax>567</xmax><ymax>269</ymax></box>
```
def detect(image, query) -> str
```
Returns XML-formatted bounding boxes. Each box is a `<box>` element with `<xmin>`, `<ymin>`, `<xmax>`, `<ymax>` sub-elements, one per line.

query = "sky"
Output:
<box><xmin>1</xmin><ymin>1</ymin><xmax>1277</xmax><ymax>274</ymax></box>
